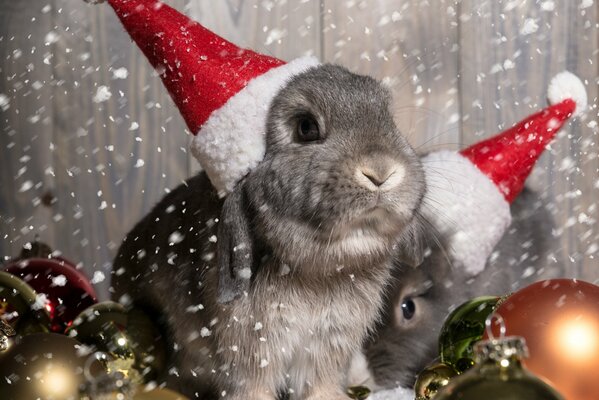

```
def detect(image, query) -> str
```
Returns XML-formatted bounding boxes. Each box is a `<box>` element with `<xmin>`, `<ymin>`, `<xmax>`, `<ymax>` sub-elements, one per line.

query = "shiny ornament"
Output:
<box><xmin>486</xmin><ymin>279</ymin><xmax>599</xmax><ymax>400</ymax></box>
<box><xmin>0</xmin><ymin>271</ymin><xmax>51</xmax><ymax>334</ymax></box>
<box><xmin>135</xmin><ymin>388</ymin><xmax>189</xmax><ymax>400</ymax></box>
<box><xmin>0</xmin><ymin>319</ymin><xmax>16</xmax><ymax>350</ymax></box>
<box><xmin>435</xmin><ymin>317</ymin><xmax>564</xmax><ymax>400</ymax></box>
<box><xmin>414</xmin><ymin>362</ymin><xmax>458</xmax><ymax>400</ymax></box>
<box><xmin>347</xmin><ymin>385</ymin><xmax>371</xmax><ymax>400</ymax></box>
<box><xmin>439</xmin><ymin>296</ymin><xmax>501</xmax><ymax>372</ymax></box>
<box><xmin>4</xmin><ymin>257</ymin><xmax>97</xmax><ymax>332</ymax></box>
<box><xmin>0</xmin><ymin>332</ymin><xmax>103</xmax><ymax>400</ymax></box>
<box><xmin>67</xmin><ymin>302</ymin><xmax>167</xmax><ymax>382</ymax></box>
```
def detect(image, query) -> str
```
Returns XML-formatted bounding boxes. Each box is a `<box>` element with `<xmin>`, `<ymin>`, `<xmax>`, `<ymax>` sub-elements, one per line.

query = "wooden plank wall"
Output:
<box><xmin>1</xmin><ymin>0</ymin><xmax>597</xmax><ymax>298</ymax></box>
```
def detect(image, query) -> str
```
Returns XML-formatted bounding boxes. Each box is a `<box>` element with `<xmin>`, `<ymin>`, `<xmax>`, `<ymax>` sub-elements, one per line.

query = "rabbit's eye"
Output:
<box><xmin>296</xmin><ymin>116</ymin><xmax>320</xmax><ymax>142</ymax></box>
<box><xmin>401</xmin><ymin>298</ymin><xmax>416</xmax><ymax>320</ymax></box>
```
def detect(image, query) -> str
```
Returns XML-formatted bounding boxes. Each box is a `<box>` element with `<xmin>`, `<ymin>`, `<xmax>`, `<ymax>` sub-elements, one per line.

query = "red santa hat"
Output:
<box><xmin>90</xmin><ymin>0</ymin><xmax>318</xmax><ymax>196</ymax></box>
<box><xmin>421</xmin><ymin>71</ymin><xmax>587</xmax><ymax>275</ymax></box>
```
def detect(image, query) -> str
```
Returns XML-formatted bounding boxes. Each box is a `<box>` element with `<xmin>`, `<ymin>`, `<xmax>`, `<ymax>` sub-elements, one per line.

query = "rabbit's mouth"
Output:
<box><xmin>327</xmin><ymin>206</ymin><xmax>405</xmax><ymax>244</ymax></box>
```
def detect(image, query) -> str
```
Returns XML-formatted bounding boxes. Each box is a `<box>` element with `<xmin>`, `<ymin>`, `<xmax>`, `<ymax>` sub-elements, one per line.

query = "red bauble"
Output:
<box><xmin>4</xmin><ymin>258</ymin><xmax>97</xmax><ymax>332</ymax></box>
<box><xmin>486</xmin><ymin>279</ymin><xmax>599</xmax><ymax>400</ymax></box>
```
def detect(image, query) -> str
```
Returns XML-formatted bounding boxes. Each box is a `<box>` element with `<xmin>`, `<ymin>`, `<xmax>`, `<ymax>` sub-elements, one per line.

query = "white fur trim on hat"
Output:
<box><xmin>191</xmin><ymin>56</ymin><xmax>320</xmax><ymax>197</ymax></box>
<box><xmin>548</xmin><ymin>71</ymin><xmax>587</xmax><ymax>117</ymax></box>
<box><xmin>421</xmin><ymin>151</ymin><xmax>512</xmax><ymax>276</ymax></box>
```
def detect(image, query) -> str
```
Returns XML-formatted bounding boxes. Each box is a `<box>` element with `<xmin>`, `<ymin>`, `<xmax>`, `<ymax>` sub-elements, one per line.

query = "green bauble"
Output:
<box><xmin>439</xmin><ymin>296</ymin><xmax>500</xmax><ymax>372</ymax></box>
<box><xmin>0</xmin><ymin>271</ymin><xmax>51</xmax><ymax>336</ymax></box>
<box><xmin>66</xmin><ymin>302</ymin><xmax>167</xmax><ymax>382</ymax></box>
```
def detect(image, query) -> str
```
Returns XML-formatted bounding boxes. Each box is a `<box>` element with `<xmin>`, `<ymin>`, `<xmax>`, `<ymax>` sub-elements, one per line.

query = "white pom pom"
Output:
<box><xmin>547</xmin><ymin>71</ymin><xmax>587</xmax><ymax>117</ymax></box>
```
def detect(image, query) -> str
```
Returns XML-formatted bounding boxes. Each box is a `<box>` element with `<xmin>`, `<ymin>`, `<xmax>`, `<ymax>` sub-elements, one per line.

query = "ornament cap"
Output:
<box><xmin>473</xmin><ymin>336</ymin><xmax>529</xmax><ymax>364</ymax></box>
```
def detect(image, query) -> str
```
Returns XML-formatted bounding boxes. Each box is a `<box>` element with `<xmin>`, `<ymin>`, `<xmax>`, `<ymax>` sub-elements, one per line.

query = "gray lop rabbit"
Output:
<box><xmin>359</xmin><ymin>188</ymin><xmax>562</xmax><ymax>390</ymax></box>
<box><xmin>111</xmin><ymin>65</ymin><xmax>427</xmax><ymax>400</ymax></box>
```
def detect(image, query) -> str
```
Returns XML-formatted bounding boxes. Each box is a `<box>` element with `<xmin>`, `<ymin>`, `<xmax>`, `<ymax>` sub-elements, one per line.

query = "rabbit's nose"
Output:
<box><xmin>357</xmin><ymin>160</ymin><xmax>403</xmax><ymax>190</ymax></box>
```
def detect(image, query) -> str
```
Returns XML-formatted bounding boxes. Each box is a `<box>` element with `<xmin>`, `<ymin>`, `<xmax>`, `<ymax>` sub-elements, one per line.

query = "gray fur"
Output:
<box><xmin>363</xmin><ymin>188</ymin><xmax>562</xmax><ymax>389</ymax></box>
<box><xmin>111</xmin><ymin>64</ymin><xmax>426</xmax><ymax>399</ymax></box>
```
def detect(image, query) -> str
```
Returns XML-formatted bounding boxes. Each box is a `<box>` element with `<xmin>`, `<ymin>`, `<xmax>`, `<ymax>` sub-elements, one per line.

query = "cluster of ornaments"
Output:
<box><xmin>415</xmin><ymin>279</ymin><xmax>599</xmax><ymax>400</ymax></box>
<box><xmin>0</xmin><ymin>240</ymin><xmax>186</xmax><ymax>400</ymax></box>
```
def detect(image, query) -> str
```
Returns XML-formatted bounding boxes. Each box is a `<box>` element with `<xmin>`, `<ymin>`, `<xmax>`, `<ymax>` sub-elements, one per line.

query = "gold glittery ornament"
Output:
<box><xmin>414</xmin><ymin>362</ymin><xmax>458</xmax><ymax>400</ymax></box>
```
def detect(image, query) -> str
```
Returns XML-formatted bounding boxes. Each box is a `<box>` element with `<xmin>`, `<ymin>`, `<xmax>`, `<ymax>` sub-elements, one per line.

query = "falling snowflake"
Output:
<box><xmin>113</xmin><ymin>67</ymin><xmax>129</xmax><ymax>79</ymax></box>
<box><xmin>93</xmin><ymin>86</ymin><xmax>112</xmax><ymax>103</ymax></box>
<box><xmin>51</xmin><ymin>275</ymin><xmax>67</xmax><ymax>287</ymax></box>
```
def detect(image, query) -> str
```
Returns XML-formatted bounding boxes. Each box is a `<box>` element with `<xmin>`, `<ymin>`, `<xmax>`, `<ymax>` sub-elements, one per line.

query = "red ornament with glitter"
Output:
<box><xmin>3</xmin><ymin>257</ymin><xmax>97</xmax><ymax>332</ymax></box>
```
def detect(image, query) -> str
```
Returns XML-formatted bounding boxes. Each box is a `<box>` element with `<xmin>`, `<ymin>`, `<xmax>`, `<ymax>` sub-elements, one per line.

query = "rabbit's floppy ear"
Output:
<box><xmin>394</xmin><ymin>218</ymin><xmax>426</xmax><ymax>268</ymax></box>
<box><xmin>216</xmin><ymin>185</ymin><xmax>255</xmax><ymax>304</ymax></box>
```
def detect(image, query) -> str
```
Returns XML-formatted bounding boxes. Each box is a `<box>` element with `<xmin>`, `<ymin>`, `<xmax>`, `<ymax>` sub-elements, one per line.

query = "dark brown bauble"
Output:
<box><xmin>0</xmin><ymin>332</ymin><xmax>103</xmax><ymax>400</ymax></box>
<box><xmin>3</xmin><ymin>258</ymin><xmax>97</xmax><ymax>332</ymax></box>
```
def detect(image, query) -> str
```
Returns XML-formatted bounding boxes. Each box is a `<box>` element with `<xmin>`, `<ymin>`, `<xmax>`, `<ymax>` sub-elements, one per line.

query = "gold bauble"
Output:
<box><xmin>414</xmin><ymin>362</ymin><xmax>458</xmax><ymax>400</ymax></box>
<box><xmin>434</xmin><ymin>336</ymin><xmax>564</xmax><ymax>400</ymax></box>
<box><xmin>0</xmin><ymin>332</ymin><xmax>103</xmax><ymax>400</ymax></box>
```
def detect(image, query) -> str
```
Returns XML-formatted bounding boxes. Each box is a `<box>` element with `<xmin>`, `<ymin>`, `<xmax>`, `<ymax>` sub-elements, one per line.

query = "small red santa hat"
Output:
<box><xmin>421</xmin><ymin>71</ymin><xmax>587</xmax><ymax>275</ymax></box>
<box><xmin>91</xmin><ymin>0</ymin><xmax>318</xmax><ymax>196</ymax></box>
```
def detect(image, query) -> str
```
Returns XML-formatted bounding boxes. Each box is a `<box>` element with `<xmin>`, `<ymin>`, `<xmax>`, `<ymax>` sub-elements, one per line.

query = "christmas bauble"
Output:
<box><xmin>414</xmin><ymin>362</ymin><xmax>457</xmax><ymax>400</ymax></box>
<box><xmin>347</xmin><ymin>385</ymin><xmax>371</xmax><ymax>399</ymax></box>
<box><xmin>3</xmin><ymin>257</ymin><xmax>97</xmax><ymax>332</ymax></box>
<box><xmin>0</xmin><ymin>332</ymin><xmax>103</xmax><ymax>400</ymax></box>
<box><xmin>486</xmin><ymin>279</ymin><xmax>599</xmax><ymax>400</ymax></box>
<box><xmin>0</xmin><ymin>271</ymin><xmax>51</xmax><ymax>335</ymax></box>
<box><xmin>439</xmin><ymin>296</ymin><xmax>500</xmax><ymax>372</ymax></box>
<box><xmin>135</xmin><ymin>388</ymin><xmax>189</xmax><ymax>400</ymax></box>
<box><xmin>66</xmin><ymin>302</ymin><xmax>167</xmax><ymax>382</ymax></box>
<box><xmin>434</xmin><ymin>335</ymin><xmax>564</xmax><ymax>400</ymax></box>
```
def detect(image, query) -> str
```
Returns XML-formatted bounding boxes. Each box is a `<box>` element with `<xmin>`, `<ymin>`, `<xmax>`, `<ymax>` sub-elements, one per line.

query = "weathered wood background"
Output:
<box><xmin>1</xmin><ymin>0</ymin><xmax>597</xmax><ymax>298</ymax></box>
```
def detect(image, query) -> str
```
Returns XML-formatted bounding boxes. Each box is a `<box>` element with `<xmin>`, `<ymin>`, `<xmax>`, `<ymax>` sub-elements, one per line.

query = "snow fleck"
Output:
<box><xmin>0</xmin><ymin>94</ymin><xmax>10</xmax><ymax>111</ymax></box>
<box><xmin>259</xmin><ymin>359</ymin><xmax>269</xmax><ymax>368</ymax></box>
<box><xmin>168</xmin><ymin>231</ymin><xmax>184</xmax><ymax>245</ymax></box>
<box><xmin>134</xmin><ymin>159</ymin><xmax>145</xmax><ymax>168</ymax></box>
<box><xmin>208</xmin><ymin>235</ymin><xmax>217</xmax><ymax>243</ymax></box>
<box><xmin>32</xmin><ymin>293</ymin><xmax>49</xmax><ymax>310</ymax></box>
<box><xmin>231</xmin><ymin>345</ymin><xmax>238</xmax><ymax>352</ymax></box>
<box><xmin>265</xmin><ymin>28</ymin><xmax>286</xmax><ymax>45</ymax></box>
<box><xmin>580</xmin><ymin>0</ymin><xmax>593</xmax><ymax>9</ymax></box>
<box><xmin>522</xmin><ymin>267</ymin><xmax>535</xmax><ymax>279</ymax></box>
<box><xmin>44</xmin><ymin>31</ymin><xmax>59</xmax><ymax>45</ymax></box>
<box><xmin>91</xmin><ymin>271</ymin><xmax>105</xmax><ymax>284</ymax></box>
<box><xmin>129</xmin><ymin>121</ymin><xmax>139</xmax><ymax>131</ymax></box>
<box><xmin>503</xmin><ymin>59</ymin><xmax>515</xmax><ymax>70</ymax></box>
<box><xmin>237</xmin><ymin>268</ymin><xmax>252</xmax><ymax>280</ymax></box>
<box><xmin>52</xmin><ymin>275</ymin><xmax>67</xmax><ymax>287</ymax></box>
<box><xmin>18</xmin><ymin>180</ymin><xmax>33</xmax><ymax>193</ymax></box>
<box><xmin>185</xmin><ymin>304</ymin><xmax>204</xmax><ymax>313</ymax></box>
<box><xmin>278</xmin><ymin>263</ymin><xmax>290</xmax><ymax>276</ymax></box>
<box><xmin>99</xmin><ymin>201</ymin><xmax>107</xmax><ymax>210</ymax></box>
<box><xmin>93</xmin><ymin>86</ymin><xmax>112</xmax><ymax>103</ymax></box>
<box><xmin>520</xmin><ymin>18</ymin><xmax>539</xmax><ymax>35</ymax></box>
<box><xmin>200</xmin><ymin>327</ymin><xmax>212</xmax><ymax>337</ymax></box>
<box><xmin>254</xmin><ymin>322</ymin><xmax>263</xmax><ymax>331</ymax></box>
<box><xmin>541</xmin><ymin>1</ymin><xmax>555</xmax><ymax>11</ymax></box>
<box><xmin>113</xmin><ymin>67</ymin><xmax>129</xmax><ymax>79</ymax></box>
